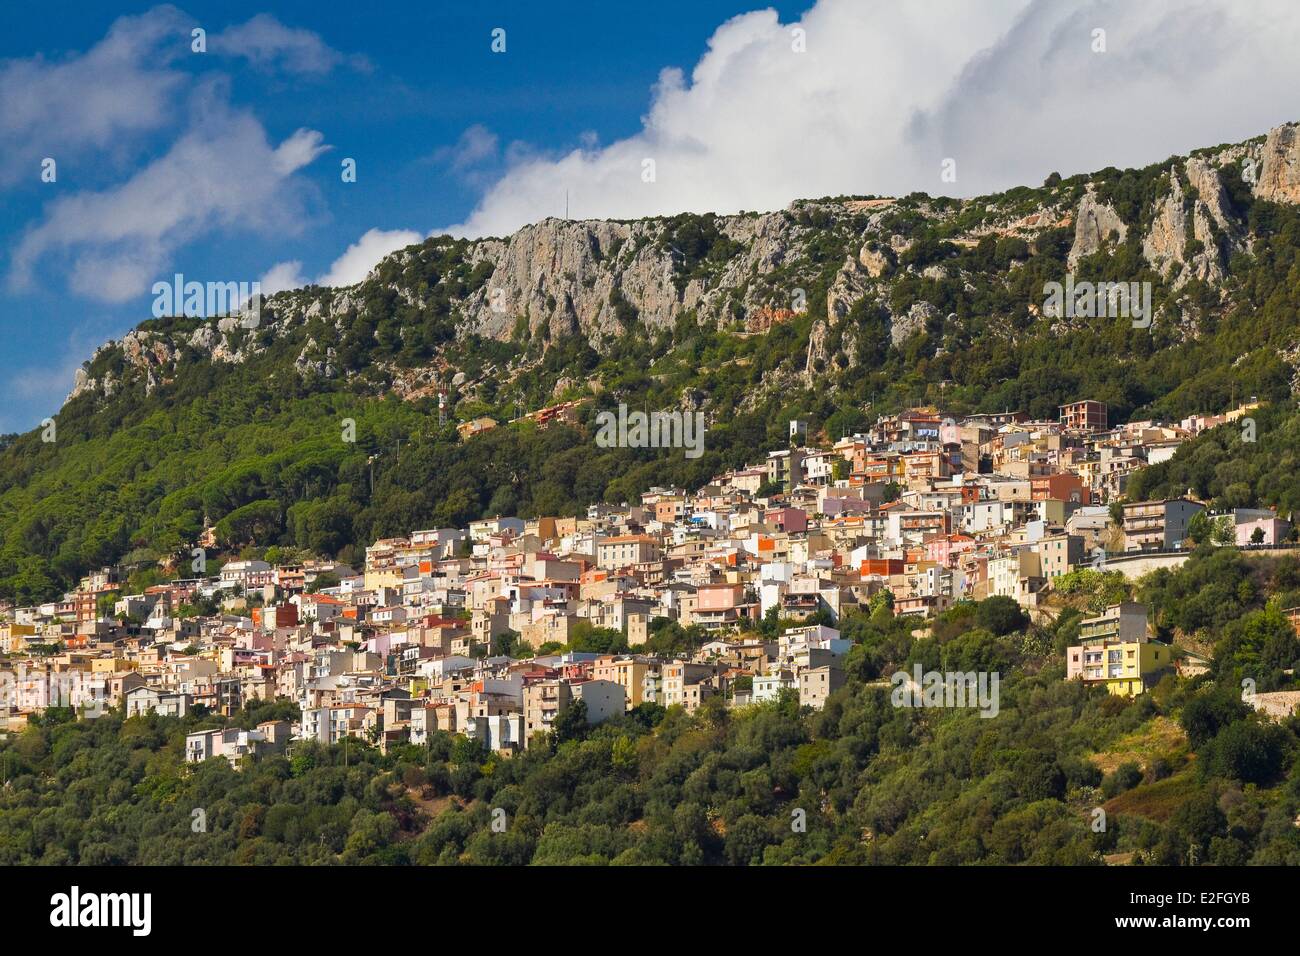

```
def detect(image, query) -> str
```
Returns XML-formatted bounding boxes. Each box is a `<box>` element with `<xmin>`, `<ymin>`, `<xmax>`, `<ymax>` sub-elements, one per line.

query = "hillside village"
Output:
<box><xmin>13</xmin><ymin>0</ymin><xmax>1300</xmax><ymax>888</ymax></box>
<box><xmin>3</xmin><ymin>393</ymin><xmax>1296</xmax><ymax>760</ymax></box>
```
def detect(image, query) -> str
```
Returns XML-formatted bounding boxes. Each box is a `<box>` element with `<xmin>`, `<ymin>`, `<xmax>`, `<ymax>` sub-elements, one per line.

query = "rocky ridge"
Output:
<box><xmin>68</xmin><ymin>122</ymin><xmax>1300</xmax><ymax>408</ymax></box>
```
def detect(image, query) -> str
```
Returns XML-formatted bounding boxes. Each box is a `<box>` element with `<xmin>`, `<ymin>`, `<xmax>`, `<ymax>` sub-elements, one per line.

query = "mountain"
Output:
<box><xmin>5</xmin><ymin>122</ymin><xmax>1300</xmax><ymax>602</ymax></box>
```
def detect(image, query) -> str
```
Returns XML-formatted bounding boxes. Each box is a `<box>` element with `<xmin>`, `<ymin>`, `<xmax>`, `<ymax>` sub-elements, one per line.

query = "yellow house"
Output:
<box><xmin>0</xmin><ymin>622</ymin><xmax>37</xmax><ymax>654</ymax></box>
<box><xmin>593</xmin><ymin>656</ymin><xmax>650</xmax><ymax>709</ymax></box>
<box><xmin>1068</xmin><ymin>639</ymin><xmax>1171</xmax><ymax>696</ymax></box>
<box><xmin>363</xmin><ymin>568</ymin><xmax>404</xmax><ymax>591</ymax></box>
<box><xmin>1066</xmin><ymin>603</ymin><xmax>1170</xmax><ymax>696</ymax></box>
<box><xmin>91</xmin><ymin>657</ymin><xmax>138</xmax><ymax>674</ymax></box>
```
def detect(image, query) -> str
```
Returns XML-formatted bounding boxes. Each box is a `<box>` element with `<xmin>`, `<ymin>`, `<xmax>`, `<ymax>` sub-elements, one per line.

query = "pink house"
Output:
<box><xmin>764</xmin><ymin>507</ymin><xmax>808</xmax><ymax>534</ymax></box>
<box><xmin>1236</xmin><ymin>514</ymin><xmax>1292</xmax><ymax>546</ymax></box>
<box><xmin>925</xmin><ymin>533</ymin><xmax>976</xmax><ymax>568</ymax></box>
<box><xmin>821</xmin><ymin>496</ymin><xmax>873</xmax><ymax>518</ymax></box>
<box><xmin>696</xmin><ymin>583</ymin><xmax>745</xmax><ymax>613</ymax></box>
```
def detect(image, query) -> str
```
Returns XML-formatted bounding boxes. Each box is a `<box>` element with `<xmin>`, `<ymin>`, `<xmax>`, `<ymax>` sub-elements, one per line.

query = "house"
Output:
<box><xmin>1059</xmin><ymin>400</ymin><xmax>1108</xmax><ymax>431</ymax></box>
<box><xmin>988</xmin><ymin>549</ymin><xmax>1043</xmax><ymax>606</ymax></box>
<box><xmin>298</xmin><ymin>703</ymin><xmax>374</xmax><ymax>745</ymax></box>
<box><xmin>1122</xmin><ymin>498</ymin><xmax>1204</xmax><ymax>551</ymax></box>
<box><xmin>457</xmin><ymin>417</ymin><xmax>498</xmax><ymax>439</ymax></box>
<box><xmin>219</xmin><ymin>560</ymin><xmax>274</xmax><ymax>591</ymax></box>
<box><xmin>764</xmin><ymin>507</ymin><xmax>808</xmax><ymax>534</ymax></box>
<box><xmin>252</xmin><ymin>603</ymin><xmax>298</xmax><ymax>632</ymax></box>
<box><xmin>124</xmin><ymin>686</ymin><xmax>192</xmax><ymax>718</ymax></box>
<box><xmin>468</xmin><ymin>515</ymin><xmax>526</xmax><ymax>541</ymax></box>
<box><xmin>572</xmin><ymin>679</ymin><xmax>627</xmax><ymax>724</ymax></box>
<box><xmin>1229</xmin><ymin>509</ymin><xmax>1292</xmax><ymax>546</ymax></box>
<box><xmin>753</xmin><ymin>668</ymin><xmax>796</xmax><ymax>703</ymax></box>
<box><xmin>798</xmin><ymin>664</ymin><xmax>845</xmax><ymax>709</ymax></box>
<box><xmin>185</xmin><ymin>720</ymin><xmax>291</xmax><ymax>766</ymax></box>
<box><xmin>1030</xmin><ymin>473</ymin><xmax>1091</xmax><ymax>505</ymax></box>
<box><xmin>410</xmin><ymin>702</ymin><xmax>457</xmax><ymax>743</ymax></box>
<box><xmin>104</xmin><ymin>670</ymin><xmax>147</xmax><ymax>707</ymax></box>
<box><xmin>463</xmin><ymin>713</ymin><xmax>526</xmax><ymax>753</ymax></box>
<box><xmin>521</xmin><ymin>677</ymin><xmax>625</xmax><ymax>745</ymax></box>
<box><xmin>692</xmin><ymin>582</ymin><xmax>748</xmax><ymax>629</ymax></box>
<box><xmin>592</xmin><ymin>656</ymin><xmax>651</xmax><ymax>708</ymax></box>
<box><xmin>766</xmin><ymin>448</ymin><xmax>805</xmax><ymax>490</ymax></box>
<box><xmin>596</xmin><ymin>535</ymin><xmax>662</xmax><ymax>570</ymax></box>
<box><xmin>661</xmin><ymin>661</ymin><xmax>721</xmax><ymax>712</ymax></box>
<box><xmin>522</xmin><ymin>678</ymin><xmax>569</xmax><ymax>743</ymax></box>
<box><xmin>1065</xmin><ymin>603</ymin><xmax>1170</xmax><ymax>697</ymax></box>
<box><xmin>1037</xmin><ymin>532</ymin><xmax>1084</xmax><ymax>582</ymax></box>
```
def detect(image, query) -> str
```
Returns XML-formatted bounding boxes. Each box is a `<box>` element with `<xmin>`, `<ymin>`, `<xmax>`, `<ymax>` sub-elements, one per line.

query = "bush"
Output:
<box><xmin>1180</xmin><ymin>689</ymin><xmax>1249</xmax><ymax>749</ymax></box>
<box><xmin>1101</xmin><ymin>761</ymin><xmax>1143</xmax><ymax>798</ymax></box>
<box><xmin>1200</xmin><ymin>720</ymin><xmax>1289</xmax><ymax>784</ymax></box>
<box><xmin>975</xmin><ymin>596</ymin><xmax>1029</xmax><ymax>636</ymax></box>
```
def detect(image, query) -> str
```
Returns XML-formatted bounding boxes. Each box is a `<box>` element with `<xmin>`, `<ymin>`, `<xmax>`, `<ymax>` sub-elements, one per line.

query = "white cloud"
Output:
<box><xmin>0</xmin><ymin>5</ymin><xmax>189</xmax><ymax>187</ymax></box>
<box><xmin>260</xmin><ymin>259</ymin><xmax>306</xmax><ymax>296</ymax></box>
<box><xmin>444</xmin><ymin>0</ymin><xmax>1300</xmax><ymax>237</ymax></box>
<box><xmin>272</xmin><ymin>126</ymin><xmax>332</xmax><ymax>175</ymax></box>
<box><xmin>318</xmin><ymin>228</ymin><xmax>423</xmax><ymax>287</ymax></box>
<box><xmin>8</xmin><ymin>83</ymin><xmax>328</xmax><ymax>302</ymax></box>
<box><xmin>433</xmin><ymin>125</ymin><xmax>499</xmax><ymax>173</ymax></box>
<box><xmin>2</xmin><ymin>320</ymin><xmax>112</xmax><ymax>423</ymax></box>
<box><xmin>424</xmin><ymin>125</ymin><xmax>506</xmax><ymax>191</ymax></box>
<box><xmin>0</xmin><ymin>7</ymin><xmax>359</xmax><ymax>191</ymax></box>
<box><xmin>261</xmin><ymin>227</ymin><xmax>424</xmax><ymax>295</ymax></box>
<box><xmin>211</xmin><ymin>13</ymin><xmax>369</xmax><ymax>75</ymax></box>
<box><xmin>9</xmin><ymin>354</ymin><xmax>84</xmax><ymax>404</ymax></box>
<box><xmin>0</xmin><ymin>5</ymin><xmax>368</xmax><ymax>305</ymax></box>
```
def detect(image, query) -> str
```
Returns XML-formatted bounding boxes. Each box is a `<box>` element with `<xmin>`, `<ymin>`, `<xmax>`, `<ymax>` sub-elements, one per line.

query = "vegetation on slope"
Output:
<box><xmin>4</xmin><ymin>143</ymin><xmax>1300</xmax><ymax>602</ymax></box>
<box><xmin>2</xmin><ymin>554</ymin><xmax>1299</xmax><ymax>866</ymax></box>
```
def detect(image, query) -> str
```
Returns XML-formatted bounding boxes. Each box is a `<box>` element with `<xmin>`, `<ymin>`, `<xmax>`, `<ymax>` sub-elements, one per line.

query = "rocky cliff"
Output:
<box><xmin>67</xmin><ymin>120</ymin><xmax>1300</xmax><ymax>410</ymax></box>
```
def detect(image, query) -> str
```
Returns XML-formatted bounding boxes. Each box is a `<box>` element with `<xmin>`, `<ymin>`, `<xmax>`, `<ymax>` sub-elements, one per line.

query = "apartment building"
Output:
<box><xmin>1122</xmin><ymin>498</ymin><xmax>1204</xmax><ymax>551</ymax></box>
<box><xmin>1059</xmin><ymin>400</ymin><xmax>1108</xmax><ymax>431</ymax></box>
<box><xmin>596</xmin><ymin>535</ymin><xmax>661</xmax><ymax>570</ymax></box>
<box><xmin>1065</xmin><ymin>603</ymin><xmax>1168</xmax><ymax>697</ymax></box>
<box><xmin>661</xmin><ymin>661</ymin><xmax>719</xmax><ymax>712</ymax></box>
<box><xmin>1037</xmin><ymin>532</ymin><xmax>1084</xmax><ymax>582</ymax></box>
<box><xmin>185</xmin><ymin>720</ymin><xmax>291</xmax><ymax>766</ymax></box>
<box><xmin>988</xmin><ymin>549</ymin><xmax>1043</xmax><ymax>605</ymax></box>
<box><xmin>766</xmin><ymin>448</ymin><xmax>805</xmax><ymax>490</ymax></box>
<box><xmin>593</xmin><ymin>655</ymin><xmax>652</xmax><ymax>708</ymax></box>
<box><xmin>798</xmin><ymin>664</ymin><xmax>845</xmax><ymax>709</ymax></box>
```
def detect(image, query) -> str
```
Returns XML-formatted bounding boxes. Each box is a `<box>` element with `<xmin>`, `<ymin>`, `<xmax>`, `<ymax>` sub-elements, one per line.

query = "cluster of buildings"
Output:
<box><xmin>1065</xmin><ymin>601</ymin><xmax>1183</xmax><ymax>697</ymax></box>
<box><xmin>456</xmin><ymin>398</ymin><xmax>589</xmax><ymax>440</ymax></box>
<box><xmin>0</xmin><ymin>398</ymin><xmax>1294</xmax><ymax>750</ymax></box>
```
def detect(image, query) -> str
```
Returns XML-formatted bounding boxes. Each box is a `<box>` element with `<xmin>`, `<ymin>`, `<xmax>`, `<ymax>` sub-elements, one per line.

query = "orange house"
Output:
<box><xmin>861</xmin><ymin>558</ymin><xmax>905</xmax><ymax>578</ymax></box>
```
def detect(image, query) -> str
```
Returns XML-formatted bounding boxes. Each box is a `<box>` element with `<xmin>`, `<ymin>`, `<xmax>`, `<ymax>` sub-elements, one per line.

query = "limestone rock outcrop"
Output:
<box><xmin>1068</xmin><ymin>188</ymin><xmax>1128</xmax><ymax>267</ymax></box>
<box><xmin>1254</xmin><ymin>122</ymin><xmax>1300</xmax><ymax>204</ymax></box>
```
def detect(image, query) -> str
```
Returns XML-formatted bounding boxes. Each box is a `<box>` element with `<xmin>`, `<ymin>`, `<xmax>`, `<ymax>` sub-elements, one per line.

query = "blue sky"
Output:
<box><xmin>3</xmin><ymin>0</ymin><xmax>1300</xmax><ymax>435</ymax></box>
<box><xmin>0</xmin><ymin>1</ymin><xmax>807</xmax><ymax>433</ymax></box>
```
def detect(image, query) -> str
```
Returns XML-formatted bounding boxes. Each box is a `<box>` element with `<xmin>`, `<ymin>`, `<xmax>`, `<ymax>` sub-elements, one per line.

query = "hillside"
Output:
<box><xmin>3</xmin><ymin>552</ymin><xmax>1299</xmax><ymax>866</ymax></box>
<box><xmin>6</xmin><ymin>122</ymin><xmax>1300</xmax><ymax>601</ymax></box>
